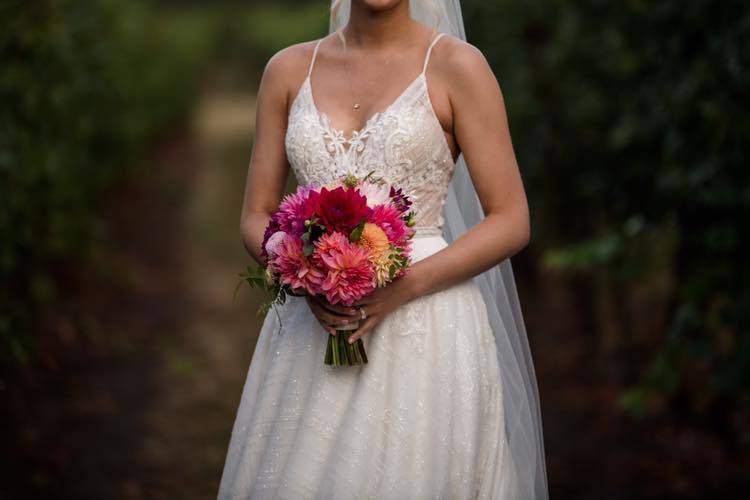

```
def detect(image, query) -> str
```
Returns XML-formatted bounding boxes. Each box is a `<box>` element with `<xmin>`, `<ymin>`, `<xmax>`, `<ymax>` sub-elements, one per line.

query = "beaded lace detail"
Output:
<box><xmin>284</xmin><ymin>33</ymin><xmax>455</xmax><ymax>230</ymax></box>
<box><xmin>219</xmin><ymin>32</ymin><xmax>514</xmax><ymax>500</ymax></box>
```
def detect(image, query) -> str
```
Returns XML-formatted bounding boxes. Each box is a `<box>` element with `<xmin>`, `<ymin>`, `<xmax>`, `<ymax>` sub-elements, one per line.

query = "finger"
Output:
<box><xmin>310</xmin><ymin>295</ymin><xmax>359</xmax><ymax>316</ymax></box>
<box><xmin>351</xmin><ymin>302</ymin><xmax>381</xmax><ymax>320</ymax></box>
<box><xmin>318</xmin><ymin>300</ymin><xmax>359</xmax><ymax>316</ymax></box>
<box><xmin>306</xmin><ymin>300</ymin><xmax>337</xmax><ymax>335</ymax></box>
<box><xmin>308</xmin><ymin>300</ymin><xmax>356</xmax><ymax>328</ymax></box>
<box><xmin>315</xmin><ymin>315</ymin><xmax>337</xmax><ymax>336</ymax></box>
<box><xmin>348</xmin><ymin>316</ymin><xmax>378</xmax><ymax>344</ymax></box>
<box><xmin>308</xmin><ymin>300</ymin><xmax>337</xmax><ymax>324</ymax></box>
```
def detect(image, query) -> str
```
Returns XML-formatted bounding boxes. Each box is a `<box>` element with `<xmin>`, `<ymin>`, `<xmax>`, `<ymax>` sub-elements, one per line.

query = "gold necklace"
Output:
<box><xmin>341</xmin><ymin>33</ymin><xmax>396</xmax><ymax>111</ymax></box>
<box><xmin>342</xmin><ymin>37</ymin><xmax>361</xmax><ymax>110</ymax></box>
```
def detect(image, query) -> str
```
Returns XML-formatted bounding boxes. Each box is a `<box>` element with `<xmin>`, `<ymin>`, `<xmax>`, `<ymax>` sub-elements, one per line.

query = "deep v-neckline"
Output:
<box><xmin>304</xmin><ymin>71</ymin><xmax>426</xmax><ymax>142</ymax></box>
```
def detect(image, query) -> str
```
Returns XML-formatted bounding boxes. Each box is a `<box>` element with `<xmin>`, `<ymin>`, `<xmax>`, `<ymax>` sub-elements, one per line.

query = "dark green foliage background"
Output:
<box><xmin>1</xmin><ymin>0</ymin><xmax>749</xmax><ymax>474</ymax></box>
<box><xmin>465</xmin><ymin>0</ymin><xmax>750</xmax><ymax>422</ymax></box>
<box><xmin>0</xmin><ymin>0</ymin><xmax>215</xmax><ymax>366</ymax></box>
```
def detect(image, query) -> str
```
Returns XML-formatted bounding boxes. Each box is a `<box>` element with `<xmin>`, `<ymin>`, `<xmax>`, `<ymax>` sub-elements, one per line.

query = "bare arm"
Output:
<box><xmin>404</xmin><ymin>39</ymin><xmax>530</xmax><ymax>298</ymax></box>
<box><xmin>347</xmin><ymin>38</ymin><xmax>529</xmax><ymax>343</ymax></box>
<box><xmin>240</xmin><ymin>42</ymin><xmax>361</xmax><ymax>334</ymax></box>
<box><xmin>239</xmin><ymin>47</ymin><xmax>301</xmax><ymax>264</ymax></box>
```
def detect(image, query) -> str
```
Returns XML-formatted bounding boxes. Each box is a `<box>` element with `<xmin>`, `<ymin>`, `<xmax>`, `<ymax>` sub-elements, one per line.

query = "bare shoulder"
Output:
<box><xmin>263</xmin><ymin>40</ymin><xmax>317</xmax><ymax>81</ymax></box>
<box><xmin>429</xmin><ymin>34</ymin><xmax>499</xmax><ymax>95</ymax></box>
<box><xmin>258</xmin><ymin>39</ymin><xmax>322</xmax><ymax>100</ymax></box>
<box><xmin>432</xmin><ymin>34</ymin><xmax>488</xmax><ymax>68</ymax></box>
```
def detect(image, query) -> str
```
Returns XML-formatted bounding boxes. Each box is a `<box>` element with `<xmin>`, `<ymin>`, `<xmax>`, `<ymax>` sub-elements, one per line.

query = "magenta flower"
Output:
<box><xmin>389</xmin><ymin>186</ymin><xmax>413</xmax><ymax>214</ymax></box>
<box><xmin>313</xmin><ymin>232</ymin><xmax>375</xmax><ymax>305</ymax></box>
<box><xmin>369</xmin><ymin>204</ymin><xmax>412</xmax><ymax>247</ymax></box>
<box><xmin>272</xmin><ymin>234</ymin><xmax>324</xmax><ymax>295</ymax></box>
<box><xmin>275</xmin><ymin>185</ymin><xmax>314</xmax><ymax>236</ymax></box>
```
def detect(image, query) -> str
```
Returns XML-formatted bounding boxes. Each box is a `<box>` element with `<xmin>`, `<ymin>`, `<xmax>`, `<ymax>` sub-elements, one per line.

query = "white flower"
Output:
<box><xmin>265</xmin><ymin>231</ymin><xmax>287</xmax><ymax>257</ymax></box>
<box><xmin>358</xmin><ymin>181</ymin><xmax>391</xmax><ymax>208</ymax></box>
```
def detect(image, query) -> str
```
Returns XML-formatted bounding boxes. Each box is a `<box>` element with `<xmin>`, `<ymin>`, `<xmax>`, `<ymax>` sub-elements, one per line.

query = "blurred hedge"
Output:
<box><xmin>0</xmin><ymin>0</ymin><xmax>216</xmax><ymax>368</ymax></box>
<box><xmin>466</xmin><ymin>0</ymin><xmax>750</xmax><ymax>427</ymax></box>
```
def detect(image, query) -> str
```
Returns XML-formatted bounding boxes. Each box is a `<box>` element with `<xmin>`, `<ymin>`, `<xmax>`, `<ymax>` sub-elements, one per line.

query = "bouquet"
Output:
<box><xmin>238</xmin><ymin>172</ymin><xmax>416</xmax><ymax>366</ymax></box>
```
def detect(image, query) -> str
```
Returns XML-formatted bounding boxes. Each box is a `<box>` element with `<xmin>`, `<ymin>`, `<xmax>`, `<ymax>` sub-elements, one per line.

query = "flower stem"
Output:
<box><xmin>325</xmin><ymin>329</ymin><xmax>368</xmax><ymax>366</ymax></box>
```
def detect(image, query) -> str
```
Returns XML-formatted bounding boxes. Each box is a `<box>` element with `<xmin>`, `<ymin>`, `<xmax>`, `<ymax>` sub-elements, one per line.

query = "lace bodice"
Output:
<box><xmin>284</xmin><ymin>32</ymin><xmax>456</xmax><ymax>232</ymax></box>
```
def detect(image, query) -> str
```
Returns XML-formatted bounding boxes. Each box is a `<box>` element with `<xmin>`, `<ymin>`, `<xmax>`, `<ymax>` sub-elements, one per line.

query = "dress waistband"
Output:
<box><xmin>412</xmin><ymin>226</ymin><xmax>444</xmax><ymax>238</ymax></box>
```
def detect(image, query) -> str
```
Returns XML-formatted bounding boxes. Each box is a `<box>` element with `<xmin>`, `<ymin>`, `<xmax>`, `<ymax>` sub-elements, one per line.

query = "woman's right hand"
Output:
<box><xmin>305</xmin><ymin>294</ymin><xmax>360</xmax><ymax>336</ymax></box>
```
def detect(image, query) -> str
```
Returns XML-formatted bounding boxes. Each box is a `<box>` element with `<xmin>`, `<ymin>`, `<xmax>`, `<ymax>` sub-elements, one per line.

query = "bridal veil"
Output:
<box><xmin>330</xmin><ymin>1</ymin><xmax>549</xmax><ymax>498</ymax></box>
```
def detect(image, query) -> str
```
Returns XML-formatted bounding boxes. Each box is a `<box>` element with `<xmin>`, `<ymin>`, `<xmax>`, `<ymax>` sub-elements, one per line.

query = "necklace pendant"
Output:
<box><xmin>353</xmin><ymin>103</ymin><xmax>360</xmax><ymax>109</ymax></box>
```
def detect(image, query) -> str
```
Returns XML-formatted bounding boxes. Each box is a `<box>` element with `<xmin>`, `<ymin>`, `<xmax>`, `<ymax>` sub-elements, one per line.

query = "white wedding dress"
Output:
<box><xmin>218</xmin><ymin>33</ymin><xmax>515</xmax><ymax>499</ymax></box>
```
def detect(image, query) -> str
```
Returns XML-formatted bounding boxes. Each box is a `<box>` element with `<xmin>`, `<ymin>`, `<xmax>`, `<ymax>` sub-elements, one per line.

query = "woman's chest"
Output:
<box><xmin>284</xmin><ymin>85</ymin><xmax>453</xmax><ymax>191</ymax></box>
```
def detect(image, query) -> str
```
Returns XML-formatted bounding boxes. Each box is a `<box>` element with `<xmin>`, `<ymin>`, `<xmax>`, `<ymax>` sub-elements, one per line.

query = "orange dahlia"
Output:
<box><xmin>358</xmin><ymin>223</ymin><xmax>389</xmax><ymax>260</ymax></box>
<box><xmin>358</xmin><ymin>223</ymin><xmax>392</xmax><ymax>287</ymax></box>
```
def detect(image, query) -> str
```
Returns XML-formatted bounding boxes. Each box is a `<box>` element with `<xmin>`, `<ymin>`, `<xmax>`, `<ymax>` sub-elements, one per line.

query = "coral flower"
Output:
<box><xmin>272</xmin><ymin>234</ymin><xmax>324</xmax><ymax>295</ymax></box>
<box><xmin>306</xmin><ymin>186</ymin><xmax>372</xmax><ymax>235</ymax></box>
<box><xmin>313</xmin><ymin>232</ymin><xmax>375</xmax><ymax>305</ymax></box>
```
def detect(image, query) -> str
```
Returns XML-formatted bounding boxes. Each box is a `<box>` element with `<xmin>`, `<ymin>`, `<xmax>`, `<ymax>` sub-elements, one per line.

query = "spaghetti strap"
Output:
<box><xmin>421</xmin><ymin>32</ymin><xmax>446</xmax><ymax>75</ymax></box>
<box><xmin>307</xmin><ymin>39</ymin><xmax>322</xmax><ymax>78</ymax></box>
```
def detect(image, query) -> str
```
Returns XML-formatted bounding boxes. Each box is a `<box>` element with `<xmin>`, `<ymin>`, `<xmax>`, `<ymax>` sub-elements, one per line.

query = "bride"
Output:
<box><xmin>218</xmin><ymin>0</ymin><xmax>547</xmax><ymax>498</ymax></box>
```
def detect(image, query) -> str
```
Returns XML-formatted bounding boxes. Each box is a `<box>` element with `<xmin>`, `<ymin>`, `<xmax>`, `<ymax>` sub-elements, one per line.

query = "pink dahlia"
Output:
<box><xmin>313</xmin><ymin>232</ymin><xmax>375</xmax><ymax>306</ymax></box>
<box><xmin>369</xmin><ymin>203</ymin><xmax>412</xmax><ymax>247</ymax></box>
<box><xmin>275</xmin><ymin>185</ymin><xmax>314</xmax><ymax>236</ymax></box>
<box><xmin>305</xmin><ymin>186</ymin><xmax>372</xmax><ymax>235</ymax></box>
<box><xmin>272</xmin><ymin>233</ymin><xmax>324</xmax><ymax>295</ymax></box>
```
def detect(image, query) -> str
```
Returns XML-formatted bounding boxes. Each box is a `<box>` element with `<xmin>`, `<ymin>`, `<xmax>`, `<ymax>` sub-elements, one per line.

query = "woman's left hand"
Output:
<box><xmin>347</xmin><ymin>276</ymin><xmax>417</xmax><ymax>344</ymax></box>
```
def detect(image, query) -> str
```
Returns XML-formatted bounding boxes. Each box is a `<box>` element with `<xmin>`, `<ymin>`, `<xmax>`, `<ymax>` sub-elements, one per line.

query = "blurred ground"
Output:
<box><xmin>1</xmin><ymin>71</ymin><xmax>264</xmax><ymax>499</ymax></box>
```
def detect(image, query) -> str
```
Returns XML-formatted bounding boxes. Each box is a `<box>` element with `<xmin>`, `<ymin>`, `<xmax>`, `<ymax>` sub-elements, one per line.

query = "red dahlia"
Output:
<box><xmin>305</xmin><ymin>186</ymin><xmax>372</xmax><ymax>235</ymax></box>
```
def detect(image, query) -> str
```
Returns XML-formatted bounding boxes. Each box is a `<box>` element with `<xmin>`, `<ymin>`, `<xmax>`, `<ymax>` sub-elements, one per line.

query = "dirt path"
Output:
<box><xmin>133</xmin><ymin>90</ymin><xmax>267</xmax><ymax>499</ymax></box>
<box><xmin>1</xmin><ymin>82</ymin><xmax>266</xmax><ymax>498</ymax></box>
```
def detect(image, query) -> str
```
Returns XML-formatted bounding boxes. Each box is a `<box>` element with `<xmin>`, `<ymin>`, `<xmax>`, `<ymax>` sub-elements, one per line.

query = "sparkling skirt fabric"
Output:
<box><xmin>218</xmin><ymin>236</ymin><xmax>513</xmax><ymax>499</ymax></box>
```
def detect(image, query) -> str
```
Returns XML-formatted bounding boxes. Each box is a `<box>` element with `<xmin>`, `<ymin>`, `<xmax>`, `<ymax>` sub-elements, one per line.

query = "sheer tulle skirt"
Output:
<box><xmin>218</xmin><ymin>236</ymin><xmax>514</xmax><ymax>499</ymax></box>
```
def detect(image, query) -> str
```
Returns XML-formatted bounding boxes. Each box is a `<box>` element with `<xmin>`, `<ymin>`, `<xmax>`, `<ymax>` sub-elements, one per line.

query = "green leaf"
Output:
<box><xmin>389</xmin><ymin>264</ymin><xmax>397</xmax><ymax>278</ymax></box>
<box><xmin>238</xmin><ymin>264</ymin><xmax>269</xmax><ymax>289</ymax></box>
<box><xmin>349</xmin><ymin>220</ymin><xmax>365</xmax><ymax>242</ymax></box>
<box><xmin>258</xmin><ymin>300</ymin><xmax>274</xmax><ymax>316</ymax></box>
